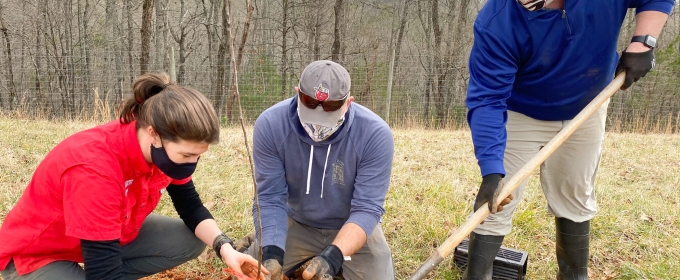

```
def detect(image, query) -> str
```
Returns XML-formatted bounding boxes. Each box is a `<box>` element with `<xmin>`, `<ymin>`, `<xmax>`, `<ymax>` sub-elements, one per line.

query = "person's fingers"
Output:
<box><xmin>244</xmin><ymin>255</ymin><xmax>270</xmax><ymax>275</ymax></box>
<box><xmin>488</xmin><ymin>199</ymin><xmax>497</xmax><ymax>214</ymax></box>
<box><xmin>302</xmin><ymin>261</ymin><xmax>321</xmax><ymax>280</ymax></box>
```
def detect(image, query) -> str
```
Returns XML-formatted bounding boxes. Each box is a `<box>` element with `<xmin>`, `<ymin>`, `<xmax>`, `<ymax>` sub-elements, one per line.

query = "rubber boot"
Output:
<box><xmin>555</xmin><ymin>218</ymin><xmax>590</xmax><ymax>280</ymax></box>
<box><xmin>462</xmin><ymin>232</ymin><xmax>504</xmax><ymax>280</ymax></box>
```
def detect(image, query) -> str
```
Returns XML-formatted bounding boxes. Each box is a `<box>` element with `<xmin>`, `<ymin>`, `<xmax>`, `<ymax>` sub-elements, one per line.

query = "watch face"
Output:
<box><xmin>646</xmin><ymin>36</ymin><xmax>657</xmax><ymax>48</ymax></box>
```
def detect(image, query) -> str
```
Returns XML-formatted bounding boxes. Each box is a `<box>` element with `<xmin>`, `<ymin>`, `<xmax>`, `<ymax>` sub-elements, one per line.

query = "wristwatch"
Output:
<box><xmin>212</xmin><ymin>233</ymin><xmax>235</xmax><ymax>259</ymax></box>
<box><xmin>631</xmin><ymin>35</ymin><xmax>657</xmax><ymax>49</ymax></box>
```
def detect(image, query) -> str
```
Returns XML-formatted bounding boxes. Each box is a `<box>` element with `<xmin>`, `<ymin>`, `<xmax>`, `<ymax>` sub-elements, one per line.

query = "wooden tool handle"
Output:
<box><xmin>408</xmin><ymin>73</ymin><xmax>625</xmax><ymax>280</ymax></box>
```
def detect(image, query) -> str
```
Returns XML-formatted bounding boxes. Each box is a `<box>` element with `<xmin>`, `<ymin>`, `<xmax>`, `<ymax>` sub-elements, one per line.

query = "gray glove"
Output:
<box><xmin>263</xmin><ymin>259</ymin><xmax>283</xmax><ymax>280</ymax></box>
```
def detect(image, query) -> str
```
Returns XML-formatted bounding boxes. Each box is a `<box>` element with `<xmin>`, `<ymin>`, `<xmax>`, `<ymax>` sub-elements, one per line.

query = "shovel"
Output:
<box><xmin>408</xmin><ymin>72</ymin><xmax>626</xmax><ymax>280</ymax></box>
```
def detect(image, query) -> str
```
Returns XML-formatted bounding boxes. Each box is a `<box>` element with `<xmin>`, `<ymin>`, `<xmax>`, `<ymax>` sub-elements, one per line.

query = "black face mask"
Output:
<box><xmin>150</xmin><ymin>144</ymin><xmax>198</xmax><ymax>180</ymax></box>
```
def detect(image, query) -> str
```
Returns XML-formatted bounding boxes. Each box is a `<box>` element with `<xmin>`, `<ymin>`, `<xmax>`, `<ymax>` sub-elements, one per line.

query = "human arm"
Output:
<box><xmin>466</xmin><ymin>22</ymin><xmax>520</xmax><ymax>212</ymax></box>
<box><xmin>61</xmin><ymin>166</ymin><xmax>126</xmax><ymax>279</ymax></box>
<box><xmin>617</xmin><ymin>1</ymin><xmax>674</xmax><ymax>89</ymax></box>
<box><xmin>466</xmin><ymin>23</ymin><xmax>519</xmax><ymax>177</ymax></box>
<box><xmin>79</xmin><ymin>240</ymin><xmax>123</xmax><ymax>280</ymax></box>
<box><xmin>252</xmin><ymin>113</ymin><xmax>290</xmax><ymax>279</ymax></box>
<box><xmin>167</xmin><ymin>181</ymin><xmax>267</xmax><ymax>280</ymax></box>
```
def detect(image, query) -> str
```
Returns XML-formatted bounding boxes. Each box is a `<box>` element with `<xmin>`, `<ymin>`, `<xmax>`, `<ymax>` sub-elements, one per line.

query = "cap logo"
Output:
<box><xmin>314</xmin><ymin>84</ymin><xmax>329</xmax><ymax>101</ymax></box>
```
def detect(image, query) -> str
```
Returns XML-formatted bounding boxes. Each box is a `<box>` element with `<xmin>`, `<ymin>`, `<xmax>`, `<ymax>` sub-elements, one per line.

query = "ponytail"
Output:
<box><xmin>118</xmin><ymin>73</ymin><xmax>219</xmax><ymax>144</ymax></box>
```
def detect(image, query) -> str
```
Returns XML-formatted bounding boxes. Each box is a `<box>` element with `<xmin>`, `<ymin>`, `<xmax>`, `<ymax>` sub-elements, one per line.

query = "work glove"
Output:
<box><xmin>262</xmin><ymin>246</ymin><xmax>284</xmax><ymax>280</ymax></box>
<box><xmin>615</xmin><ymin>49</ymin><xmax>655</xmax><ymax>90</ymax></box>
<box><xmin>301</xmin><ymin>245</ymin><xmax>344</xmax><ymax>280</ymax></box>
<box><xmin>473</xmin><ymin>173</ymin><xmax>513</xmax><ymax>214</ymax></box>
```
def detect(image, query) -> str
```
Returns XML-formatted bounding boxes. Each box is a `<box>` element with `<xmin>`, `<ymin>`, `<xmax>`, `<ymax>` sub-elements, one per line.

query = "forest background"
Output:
<box><xmin>0</xmin><ymin>0</ymin><xmax>678</xmax><ymax>131</ymax></box>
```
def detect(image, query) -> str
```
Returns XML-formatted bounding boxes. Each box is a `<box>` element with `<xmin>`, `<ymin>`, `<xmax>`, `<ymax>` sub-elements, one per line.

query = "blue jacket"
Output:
<box><xmin>252</xmin><ymin>97</ymin><xmax>394</xmax><ymax>249</ymax></box>
<box><xmin>467</xmin><ymin>0</ymin><xmax>675</xmax><ymax>177</ymax></box>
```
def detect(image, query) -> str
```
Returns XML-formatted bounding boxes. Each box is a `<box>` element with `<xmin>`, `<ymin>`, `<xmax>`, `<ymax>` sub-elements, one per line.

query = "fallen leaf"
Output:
<box><xmin>639</xmin><ymin>213</ymin><xmax>654</xmax><ymax>222</ymax></box>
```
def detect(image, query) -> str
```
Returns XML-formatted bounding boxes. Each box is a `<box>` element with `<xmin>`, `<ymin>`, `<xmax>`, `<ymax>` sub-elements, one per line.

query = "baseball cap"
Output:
<box><xmin>297</xmin><ymin>60</ymin><xmax>351</xmax><ymax>127</ymax></box>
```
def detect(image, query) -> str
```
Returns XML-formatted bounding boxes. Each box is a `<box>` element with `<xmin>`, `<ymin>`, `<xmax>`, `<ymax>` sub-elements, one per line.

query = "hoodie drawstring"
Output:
<box><xmin>306</xmin><ymin>145</ymin><xmax>314</xmax><ymax>194</ymax></box>
<box><xmin>306</xmin><ymin>144</ymin><xmax>332</xmax><ymax>198</ymax></box>
<box><xmin>320</xmin><ymin>144</ymin><xmax>331</xmax><ymax>198</ymax></box>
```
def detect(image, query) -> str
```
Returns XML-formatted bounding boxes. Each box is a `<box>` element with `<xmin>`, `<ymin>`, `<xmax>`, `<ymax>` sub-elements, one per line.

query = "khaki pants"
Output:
<box><xmin>249</xmin><ymin>218</ymin><xmax>395</xmax><ymax>280</ymax></box>
<box><xmin>473</xmin><ymin>101</ymin><xmax>608</xmax><ymax>236</ymax></box>
<box><xmin>1</xmin><ymin>214</ymin><xmax>205</xmax><ymax>280</ymax></box>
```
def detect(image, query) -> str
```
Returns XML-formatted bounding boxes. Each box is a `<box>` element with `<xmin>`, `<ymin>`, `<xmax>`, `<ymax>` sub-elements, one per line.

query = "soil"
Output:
<box><xmin>142</xmin><ymin>267</ymin><xmax>295</xmax><ymax>280</ymax></box>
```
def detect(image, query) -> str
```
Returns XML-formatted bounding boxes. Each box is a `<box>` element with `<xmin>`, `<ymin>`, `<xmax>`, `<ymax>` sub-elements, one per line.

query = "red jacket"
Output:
<box><xmin>0</xmin><ymin>120</ymin><xmax>190</xmax><ymax>275</ymax></box>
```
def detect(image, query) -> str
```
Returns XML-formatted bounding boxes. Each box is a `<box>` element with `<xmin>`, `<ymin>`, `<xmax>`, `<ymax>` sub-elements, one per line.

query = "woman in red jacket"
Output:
<box><xmin>0</xmin><ymin>73</ymin><xmax>268</xmax><ymax>280</ymax></box>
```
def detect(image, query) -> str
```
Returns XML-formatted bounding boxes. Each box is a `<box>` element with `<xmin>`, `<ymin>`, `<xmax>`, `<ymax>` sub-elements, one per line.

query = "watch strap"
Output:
<box><xmin>213</xmin><ymin>233</ymin><xmax>235</xmax><ymax>259</ymax></box>
<box><xmin>631</xmin><ymin>35</ymin><xmax>656</xmax><ymax>49</ymax></box>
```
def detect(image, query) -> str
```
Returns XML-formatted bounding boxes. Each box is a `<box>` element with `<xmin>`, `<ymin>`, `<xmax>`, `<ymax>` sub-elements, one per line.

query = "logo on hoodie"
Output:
<box><xmin>332</xmin><ymin>159</ymin><xmax>344</xmax><ymax>186</ymax></box>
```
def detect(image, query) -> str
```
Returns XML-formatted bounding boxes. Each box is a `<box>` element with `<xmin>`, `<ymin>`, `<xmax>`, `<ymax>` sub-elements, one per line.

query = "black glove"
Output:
<box><xmin>301</xmin><ymin>245</ymin><xmax>344</xmax><ymax>280</ymax></box>
<box><xmin>262</xmin><ymin>246</ymin><xmax>284</xmax><ymax>280</ymax></box>
<box><xmin>474</xmin><ymin>173</ymin><xmax>504</xmax><ymax>214</ymax></box>
<box><xmin>615</xmin><ymin>49</ymin><xmax>655</xmax><ymax>90</ymax></box>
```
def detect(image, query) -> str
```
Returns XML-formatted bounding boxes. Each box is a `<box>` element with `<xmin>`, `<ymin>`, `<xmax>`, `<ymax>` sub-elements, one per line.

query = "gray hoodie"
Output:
<box><xmin>252</xmin><ymin>96</ymin><xmax>394</xmax><ymax>249</ymax></box>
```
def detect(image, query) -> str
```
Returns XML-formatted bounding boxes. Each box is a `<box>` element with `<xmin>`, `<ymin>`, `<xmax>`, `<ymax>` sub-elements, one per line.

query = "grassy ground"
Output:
<box><xmin>1</xmin><ymin>117</ymin><xmax>679</xmax><ymax>279</ymax></box>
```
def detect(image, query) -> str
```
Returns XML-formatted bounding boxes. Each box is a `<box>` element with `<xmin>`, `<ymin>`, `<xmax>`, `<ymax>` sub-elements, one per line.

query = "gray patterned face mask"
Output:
<box><xmin>517</xmin><ymin>0</ymin><xmax>553</xmax><ymax>11</ymax></box>
<box><xmin>300</xmin><ymin>115</ymin><xmax>345</xmax><ymax>142</ymax></box>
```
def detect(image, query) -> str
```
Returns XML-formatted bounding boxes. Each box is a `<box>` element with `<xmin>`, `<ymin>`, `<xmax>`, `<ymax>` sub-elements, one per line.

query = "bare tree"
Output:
<box><xmin>215</xmin><ymin>0</ymin><xmax>232</xmax><ymax>117</ymax></box>
<box><xmin>140</xmin><ymin>0</ymin><xmax>154</xmax><ymax>74</ymax></box>
<box><xmin>168</xmin><ymin>0</ymin><xmax>199</xmax><ymax>84</ymax></box>
<box><xmin>126</xmin><ymin>0</ymin><xmax>135</xmax><ymax>83</ymax></box>
<box><xmin>280</xmin><ymin>0</ymin><xmax>290</xmax><ymax>100</ymax></box>
<box><xmin>331</xmin><ymin>0</ymin><xmax>344</xmax><ymax>61</ymax></box>
<box><xmin>0</xmin><ymin>1</ymin><xmax>16</xmax><ymax>109</ymax></box>
<box><xmin>155</xmin><ymin>0</ymin><xmax>168</xmax><ymax>69</ymax></box>
<box><xmin>224</xmin><ymin>0</ymin><xmax>254</xmax><ymax>122</ymax></box>
<box><xmin>200</xmin><ymin>0</ymin><xmax>222</xmax><ymax>107</ymax></box>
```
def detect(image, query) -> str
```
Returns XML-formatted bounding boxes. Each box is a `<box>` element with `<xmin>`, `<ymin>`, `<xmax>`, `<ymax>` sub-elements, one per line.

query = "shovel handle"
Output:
<box><xmin>408</xmin><ymin>73</ymin><xmax>625</xmax><ymax>280</ymax></box>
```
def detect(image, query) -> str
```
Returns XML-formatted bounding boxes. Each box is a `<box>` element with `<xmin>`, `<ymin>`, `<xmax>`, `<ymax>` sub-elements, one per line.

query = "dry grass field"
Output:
<box><xmin>1</xmin><ymin>116</ymin><xmax>679</xmax><ymax>279</ymax></box>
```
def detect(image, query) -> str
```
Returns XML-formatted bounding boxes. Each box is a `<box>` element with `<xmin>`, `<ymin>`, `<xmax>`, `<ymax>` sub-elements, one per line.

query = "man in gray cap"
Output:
<box><xmin>247</xmin><ymin>60</ymin><xmax>395</xmax><ymax>280</ymax></box>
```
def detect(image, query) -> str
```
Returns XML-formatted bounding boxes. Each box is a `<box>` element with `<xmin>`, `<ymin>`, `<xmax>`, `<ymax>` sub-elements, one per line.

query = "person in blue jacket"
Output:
<box><xmin>465</xmin><ymin>0</ymin><xmax>674</xmax><ymax>279</ymax></box>
<box><xmin>248</xmin><ymin>60</ymin><xmax>395</xmax><ymax>280</ymax></box>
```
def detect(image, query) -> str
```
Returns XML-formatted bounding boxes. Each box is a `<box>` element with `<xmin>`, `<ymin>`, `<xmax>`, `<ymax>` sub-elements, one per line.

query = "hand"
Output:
<box><xmin>261</xmin><ymin>245</ymin><xmax>285</xmax><ymax>280</ymax></box>
<box><xmin>473</xmin><ymin>174</ymin><xmax>513</xmax><ymax>215</ymax></box>
<box><xmin>220</xmin><ymin>245</ymin><xmax>269</xmax><ymax>280</ymax></box>
<box><xmin>262</xmin><ymin>259</ymin><xmax>283</xmax><ymax>280</ymax></box>
<box><xmin>615</xmin><ymin>45</ymin><xmax>655</xmax><ymax>90</ymax></box>
<box><xmin>301</xmin><ymin>245</ymin><xmax>344</xmax><ymax>280</ymax></box>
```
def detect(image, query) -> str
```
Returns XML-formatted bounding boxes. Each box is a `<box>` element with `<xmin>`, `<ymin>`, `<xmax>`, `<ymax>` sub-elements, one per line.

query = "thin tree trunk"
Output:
<box><xmin>64</xmin><ymin>0</ymin><xmax>76</xmax><ymax>116</ymax></box>
<box><xmin>155</xmin><ymin>0</ymin><xmax>167</xmax><ymax>68</ymax></box>
<box><xmin>394</xmin><ymin>0</ymin><xmax>409</xmax><ymax>71</ymax></box>
<box><xmin>126</xmin><ymin>0</ymin><xmax>135</xmax><ymax>83</ymax></box>
<box><xmin>0</xmin><ymin>2</ymin><xmax>16</xmax><ymax>109</ymax></box>
<box><xmin>78</xmin><ymin>0</ymin><xmax>92</xmax><ymax>113</ymax></box>
<box><xmin>225</xmin><ymin>0</ymin><xmax>253</xmax><ymax>123</ymax></box>
<box><xmin>140</xmin><ymin>0</ymin><xmax>154</xmax><ymax>74</ymax></box>
<box><xmin>331</xmin><ymin>0</ymin><xmax>343</xmax><ymax>61</ymax></box>
<box><xmin>280</xmin><ymin>0</ymin><xmax>289</xmax><ymax>100</ymax></box>
<box><xmin>35</xmin><ymin>4</ymin><xmax>46</xmax><ymax>114</ymax></box>
<box><xmin>360</xmin><ymin>42</ymin><xmax>379</xmax><ymax>108</ymax></box>
<box><xmin>216</xmin><ymin>0</ymin><xmax>231</xmax><ymax>117</ymax></box>
<box><xmin>202</xmin><ymin>0</ymin><xmax>218</xmax><ymax>109</ymax></box>
<box><xmin>313</xmin><ymin>1</ymin><xmax>321</xmax><ymax>60</ymax></box>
